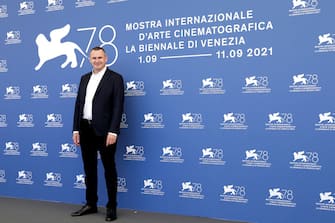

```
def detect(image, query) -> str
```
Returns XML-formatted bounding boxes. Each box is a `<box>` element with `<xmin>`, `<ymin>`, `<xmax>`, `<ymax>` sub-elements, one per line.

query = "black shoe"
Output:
<box><xmin>71</xmin><ymin>205</ymin><xmax>98</xmax><ymax>216</ymax></box>
<box><xmin>105</xmin><ymin>208</ymin><xmax>117</xmax><ymax>221</ymax></box>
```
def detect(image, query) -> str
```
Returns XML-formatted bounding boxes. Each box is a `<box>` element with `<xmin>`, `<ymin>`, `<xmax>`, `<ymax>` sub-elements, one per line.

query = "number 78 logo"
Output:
<box><xmin>35</xmin><ymin>24</ymin><xmax>118</xmax><ymax>71</ymax></box>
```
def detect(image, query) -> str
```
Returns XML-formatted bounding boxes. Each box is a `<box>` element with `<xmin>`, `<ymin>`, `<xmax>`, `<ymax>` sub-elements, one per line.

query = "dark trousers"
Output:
<box><xmin>79</xmin><ymin>119</ymin><xmax>117</xmax><ymax>208</ymax></box>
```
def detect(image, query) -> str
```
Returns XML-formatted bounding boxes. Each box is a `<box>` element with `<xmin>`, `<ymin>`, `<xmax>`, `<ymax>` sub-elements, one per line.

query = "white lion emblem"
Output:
<box><xmin>48</xmin><ymin>0</ymin><xmax>58</xmax><ymax>6</ymax></box>
<box><xmin>62</xmin><ymin>84</ymin><xmax>71</xmax><ymax>92</ymax></box>
<box><xmin>202</xmin><ymin>148</ymin><xmax>214</xmax><ymax>158</ymax></box>
<box><xmin>269</xmin><ymin>188</ymin><xmax>283</xmax><ymax>199</ymax></box>
<box><xmin>162</xmin><ymin>80</ymin><xmax>174</xmax><ymax>89</ymax></box>
<box><xmin>6</xmin><ymin>86</ymin><xmax>15</xmax><ymax>94</ymax></box>
<box><xmin>143</xmin><ymin>179</ymin><xmax>154</xmax><ymax>189</ymax></box>
<box><xmin>182</xmin><ymin>182</ymin><xmax>193</xmax><ymax>192</ymax></box>
<box><xmin>144</xmin><ymin>113</ymin><xmax>154</xmax><ymax>122</ymax></box>
<box><xmin>245</xmin><ymin>149</ymin><xmax>259</xmax><ymax>160</ymax></box>
<box><xmin>245</xmin><ymin>76</ymin><xmax>258</xmax><ymax>86</ymax></box>
<box><xmin>126</xmin><ymin>145</ymin><xmax>136</xmax><ymax>154</ymax></box>
<box><xmin>223</xmin><ymin>185</ymin><xmax>236</xmax><ymax>195</ymax></box>
<box><xmin>76</xmin><ymin>174</ymin><xmax>85</xmax><ymax>183</ymax></box>
<box><xmin>182</xmin><ymin>113</ymin><xmax>193</xmax><ymax>122</ymax></box>
<box><xmin>293</xmin><ymin>74</ymin><xmax>307</xmax><ymax>85</ymax></box>
<box><xmin>318</xmin><ymin>33</ymin><xmax>335</xmax><ymax>45</ymax></box>
<box><xmin>319</xmin><ymin>112</ymin><xmax>335</xmax><ymax>123</ymax></box>
<box><xmin>292</xmin><ymin>0</ymin><xmax>307</xmax><ymax>9</ymax></box>
<box><xmin>162</xmin><ymin>147</ymin><xmax>173</xmax><ymax>156</ymax></box>
<box><xmin>223</xmin><ymin>113</ymin><xmax>236</xmax><ymax>123</ymax></box>
<box><xmin>202</xmin><ymin>78</ymin><xmax>214</xmax><ymax>88</ymax></box>
<box><xmin>320</xmin><ymin>192</ymin><xmax>335</xmax><ymax>204</ymax></box>
<box><xmin>268</xmin><ymin>113</ymin><xmax>282</xmax><ymax>123</ymax></box>
<box><xmin>35</xmin><ymin>24</ymin><xmax>86</xmax><ymax>71</ymax></box>
<box><xmin>126</xmin><ymin>81</ymin><xmax>136</xmax><ymax>90</ymax></box>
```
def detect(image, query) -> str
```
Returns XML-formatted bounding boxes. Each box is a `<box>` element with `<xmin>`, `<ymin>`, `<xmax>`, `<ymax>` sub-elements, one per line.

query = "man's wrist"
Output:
<box><xmin>108</xmin><ymin>132</ymin><xmax>117</xmax><ymax>137</ymax></box>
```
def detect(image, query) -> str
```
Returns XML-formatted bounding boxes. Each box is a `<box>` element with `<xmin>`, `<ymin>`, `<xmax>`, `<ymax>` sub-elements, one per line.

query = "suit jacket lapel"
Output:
<box><xmin>81</xmin><ymin>73</ymin><xmax>91</xmax><ymax>100</ymax></box>
<box><xmin>94</xmin><ymin>69</ymin><xmax>110</xmax><ymax>99</ymax></box>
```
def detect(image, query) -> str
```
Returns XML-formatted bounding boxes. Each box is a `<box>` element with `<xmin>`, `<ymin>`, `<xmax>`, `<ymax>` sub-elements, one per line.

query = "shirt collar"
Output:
<box><xmin>92</xmin><ymin>66</ymin><xmax>107</xmax><ymax>76</ymax></box>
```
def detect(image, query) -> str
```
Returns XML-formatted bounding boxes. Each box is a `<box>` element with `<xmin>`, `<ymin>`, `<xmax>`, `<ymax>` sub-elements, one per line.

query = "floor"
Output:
<box><xmin>0</xmin><ymin>197</ymin><xmax>247</xmax><ymax>223</ymax></box>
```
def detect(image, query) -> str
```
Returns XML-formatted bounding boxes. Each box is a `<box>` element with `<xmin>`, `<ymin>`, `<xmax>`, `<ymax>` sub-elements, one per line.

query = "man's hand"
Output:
<box><xmin>73</xmin><ymin>132</ymin><xmax>80</xmax><ymax>146</ymax></box>
<box><xmin>106</xmin><ymin>133</ymin><xmax>117</xmax><ymax>147</ymax></box>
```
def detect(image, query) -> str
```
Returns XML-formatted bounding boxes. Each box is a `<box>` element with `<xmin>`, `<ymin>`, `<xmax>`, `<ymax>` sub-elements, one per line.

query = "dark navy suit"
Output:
<box><xmin>73</xmin><ymin>68</ymin><xmax>124</xmax><ymax>208</ymax></box>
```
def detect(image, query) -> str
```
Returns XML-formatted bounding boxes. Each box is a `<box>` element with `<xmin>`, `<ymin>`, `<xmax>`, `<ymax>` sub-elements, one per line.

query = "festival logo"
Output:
<box><xmin>265</xmin><ymin>187</ymin><xmax>296</xmax><ymax>207</ymax></box>
<box><xmin>0</xmin><ymin>5</ymin><xmax>8</xmax><ymax>18</ymax></box>
<box><xmin>45</xmin><ymin>113</ymin><xmax>63</xmax><ymax>127</ymax></box>
<box><xmin>265</xmin><ymin>112</ymin><xmax>296</xmax><ymax>131</ymax></box>
<box><xmin>16</xmin><ymin>170</ymin><xmax>34</xmax><ymax>185</ymax></box>
<box><xmin>74</xmin><ymin>174</ymin><xmax>86</xmax><ymax>189</ymax></box>
<box><xmin>141</xmin><ymin>112</ymin><xmax>165</xmax><ymax>128</ymax></box>
<box><xmin>59</xmin><ymin>83</ymin><xmax>77</xmax><ymax>98</ymax></box>
<box><xmin>160</xmin><ymin>146</ymin><xmax>184</xmax><ymax>163</ymax></box>
<box><xmin>117</xmin><ymin>177</ymin><xmax>128</xmax><ymax>193</ymax></box>
<box><xmin>31</xmin><ymin>85</ymin><xmax>49</xmax><ymax>99</ymax></box>
<box><xmin>220</xmin><ymin>184</ymin><xmax>248</xmax><ymax>204</ymax></box>
<box><xmin>160</xmin><ymin>79</ymin><xmax>184</xmax><ymax>95</ymax></box>
<box><xmin>242</xmin><ymin>75</ymin><xmax>271</xmax><ymax>93</ymax></box>
<box><xmin>45</xmin><ymin>0</ymin><xmax>64</xmax><ymax>12</ymax></box>
<box><xmin>17</xmin><ymin>114</ymin><xmax>34</xmax><ymax>127</ymax></box>
<box><xmin>315</xmin><ymin>33</ymin><xmax>335</xmax><ymax>53</ymax></box>
<box><xmin>59</xmin><ymin>143</ymin><xmax>78</xmax><ymax>158</ymax></box>
<box><xmin>242</xmin><ymin>149</ymin><xmax>271</xmax><ymax>168</ymax></box>
<box><xmin>199</xmin><ymin>147</ymin><xmax>225</xmax><ymax>165</ymax></box>
<box><xmin>289</xmin><ymin>0</ymin><xmax>320</xmax><ymax>16</ymax></box>
<box><xmin>220</xmin><ymin>112</ymin><xmax>248</xmax><ymax>130</ymax></box>
<box><xmin>30</xmin><ymin>142</ymin><xmax>48</xmax><ymax>157</ymax></box>
<box><xmin>316</xmin><ymin>192</ymin><xmax>335</xmax><ymax>211</ymax></box>
<box><xmin>0</xmin><ymin>114</ymin><xmax>7</xmax><ymax>127</ymax></box>
<box><xmin>3</xmin><ymin>141</ymin><xmax>20</xmax><ymax>156</ymax></box>
<box><xmin>4</xmin><ymin>86</ymin><xmax>21</xmax><ymax>100</ymax></box>
<box><xmin>290</xmin><ymin>150</ymin><xmax>321</xmax><ymax>170</ymax></box>
<box><xmin>199</xmin><ymin>77</ymin><xmax>225</xmax><ymax>95</ymax></box>
<box><xmin>5</xmin><ymin>30</ymin><xmax>21</xmax><ymax>45</ymax></box>
<box><xmin>0</xmin><ymin>170</ymin><xmax>6</xmax><ymax>183</ymax></box>
<box><xmin>124</xmin><ymin>80</ymin><xmax>146</xmax><ymax>96</ymax></box>
<box><xmin>141</xmin><ymin>178</ymin><xmax>165</xmax><ymax>196</ymax></box>
<box><xmin>179</xmin><ymin>181</ymin><xmax>204</xmax><ymax>199</ymax></box>
<box><xmin>315</xmin><ymin>112</ymin><xmax>335</xmax><ymax>131</ymax></box>
<box><xmin>179</xmin><ymin>112</ymin><xmax>204</xmax><ymax>129</ymax></box>
<box><xmin>289</xmin><ymin>73</ymin><xmax>321</xmax><ymax>92</ymax></box>
<box><xmin>44</xmin><ymin>172</ymin><xmax>63</xmax><ymax>187</ymax></box>
<box><xmin>0</xmin><ymin>60</ymin><xmax>8</xmax><ymax>72</ymax></box>
<box><xmin>123</xmin><ymin>145</ymin><xmax>146</xmax><ymax>161</ymax></box>
<box><xmin>120</xmin><ymin>113</ymin><xmax>128</xmax><ymax>129</ymax></box>
<box><xmin>18</xmin><ymin>1</ymin><xmax>35</xmax><ymax>16</ymax></box>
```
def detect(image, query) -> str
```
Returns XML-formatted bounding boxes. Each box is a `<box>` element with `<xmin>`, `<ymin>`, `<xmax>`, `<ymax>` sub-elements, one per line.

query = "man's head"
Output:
<box><xmin>89</xmin><ymin>46</ymin><xmax>108</xmax><ymax>73</ymax></box>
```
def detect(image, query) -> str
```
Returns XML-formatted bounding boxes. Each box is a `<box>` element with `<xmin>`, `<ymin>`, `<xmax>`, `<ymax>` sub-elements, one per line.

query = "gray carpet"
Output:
<box><xmin>0</xmin><ymin>197</ymin><xmax>246</xmax><ymax>223</ymax></box>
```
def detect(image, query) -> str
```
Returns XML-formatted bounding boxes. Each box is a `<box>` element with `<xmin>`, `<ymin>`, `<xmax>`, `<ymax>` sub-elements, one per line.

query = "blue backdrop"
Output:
<box><xmin>1</xmin><ymin>1</ymin><xmax>335</xmax><ymax>223</ymax></box>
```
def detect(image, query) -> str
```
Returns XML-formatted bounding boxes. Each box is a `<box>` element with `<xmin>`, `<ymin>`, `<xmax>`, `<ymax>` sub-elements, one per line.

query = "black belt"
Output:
<box><xmin>82</xmin><ymin>119</ymin><xmax>92</xmax><ymax>125</ymax></box>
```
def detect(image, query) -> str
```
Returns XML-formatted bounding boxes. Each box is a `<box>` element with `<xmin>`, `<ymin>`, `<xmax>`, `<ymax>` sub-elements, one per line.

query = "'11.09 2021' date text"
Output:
<box><xmin>216</xmin><ymin>47</ymin><xmax>273</xmax><ymax>59</ymax></box>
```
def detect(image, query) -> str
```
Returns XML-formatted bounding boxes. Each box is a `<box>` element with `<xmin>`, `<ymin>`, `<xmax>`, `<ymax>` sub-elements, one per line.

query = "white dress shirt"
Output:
<box><xmin>83</xmin><ymin>66</ymin><xmax>106</xmax><ymax>120</ymax></box>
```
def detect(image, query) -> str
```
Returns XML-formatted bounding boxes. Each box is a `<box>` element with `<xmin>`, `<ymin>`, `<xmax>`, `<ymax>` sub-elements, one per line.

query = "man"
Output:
<box><xmin>71</xmin><ymin>46</ymin><xmax>124</xmax><ymax>221</ymax></box>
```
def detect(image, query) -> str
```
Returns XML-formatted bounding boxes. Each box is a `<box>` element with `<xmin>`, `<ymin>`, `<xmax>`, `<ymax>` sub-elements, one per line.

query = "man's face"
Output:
<box><xmin>89</xmin><ymin>49</ymin><xmax>107</xmax><ymax>73</ymax></box>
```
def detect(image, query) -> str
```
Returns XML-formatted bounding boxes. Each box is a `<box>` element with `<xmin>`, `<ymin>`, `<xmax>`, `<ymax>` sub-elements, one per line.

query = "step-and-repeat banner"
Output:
<box><xmin>0</xmin><ymin>1</ymin><xmax>334</xmax><ymax>223</ymax></box>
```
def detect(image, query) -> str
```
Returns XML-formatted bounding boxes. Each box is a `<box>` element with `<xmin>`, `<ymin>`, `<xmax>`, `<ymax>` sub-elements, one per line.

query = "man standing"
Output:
<box><xmin>71</xmin><ymin>46</ymin><xmax>124</xmax><ymax>221</ymax></box>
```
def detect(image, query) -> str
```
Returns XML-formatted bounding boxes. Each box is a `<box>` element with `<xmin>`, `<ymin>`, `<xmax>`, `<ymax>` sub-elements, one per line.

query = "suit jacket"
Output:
<box><xmin>73</xmin><ymin>68</ymin><xmax>124</xmax><ymax>136</ymax></box>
